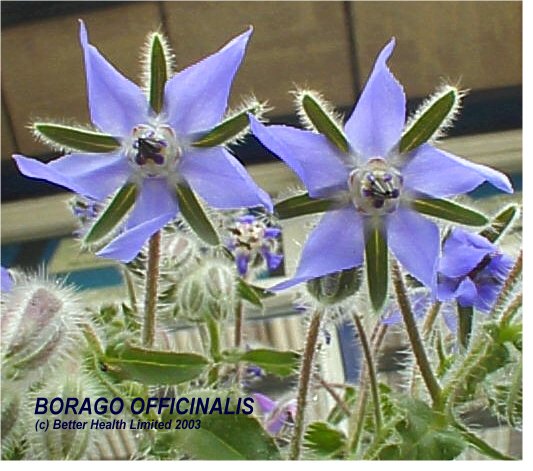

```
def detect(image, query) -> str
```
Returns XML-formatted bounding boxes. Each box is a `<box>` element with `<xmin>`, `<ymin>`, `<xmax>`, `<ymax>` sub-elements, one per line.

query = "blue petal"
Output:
<box><xmin>164</xmin><ymin>29</ymin><xmax>252</xmax><ymax>136</ymax></box>
<box><xmin>344</xmin><ymin>38</ymin><xmax>406</xmax><ymax>159</ymax></box>
<box><xmin>262</xmin><ymin>248</ymin><xmax>283</xmax><ymax>271</ymax></box>
<box><xmin>455</xmin><ymin>278</ymin><xmax>478</xmax><ymax>307</ymax></box>
<box><xmin>1</xmin><ymin>267</ymin><xmax>13</xmax><ymax>292</ymax></box>
<box><xmin>180</xmin><ymin>147</ymin><xmax>272</xmax><ymax>211</ymax></box>
<box><xmin>252</xmin><ymin>393</ymin><xmax>276</xmax><ymax>414</ymax></box>
<box><xmin>13</xmin><ymin>152</ymin><xmax>130</xmax><ymax>200</ymax></box>
<box><xmin>250</xmin><ymin>116</ymin><xmax>349</xmax><ymax>198</ymax></box>
<box><xmin>403</xmin><ymin>144</ymin><xmax>513</xmax><ymax>197</ymax></box>
<box><xmin>125</xmin><ymin>178</ymin><xmax>178</xmax><ymax>229</ymax></box>
<box><xmin>438</xmin><ymin>229</ymin><xmax>494</xmax><ymax>278</ymax></box>
<box><xmin>79</xmin><ymin>21</ymin><xmax>148</xmax><ymax>136</ymax></box>
<box><xmin>272</xmin><ymin>206</ymin><xmax>364</xmax><ymax>291</ymax></box>
<box><xmin>236</xmin><ymin>253</ymin><xmax>250</xmax><ymax>276</ymax></box>
<box><xmin>387</xmin><ymin>207</ymin><xmax>440</xmax><ymax>287</ymax></box>
<box><xmin>97</xmin><ymin>212</ymin><xmax>174</xmax><ymax>263</ymax></box>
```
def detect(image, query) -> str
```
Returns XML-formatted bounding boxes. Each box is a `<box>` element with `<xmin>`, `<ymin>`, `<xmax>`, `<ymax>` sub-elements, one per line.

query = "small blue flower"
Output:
<box><xmin>250</xmin><ymin>39</ymin><xmax>512</xmax><ymax>290</ymax></box>
<box><xmin>436</xmin><ymin>228</ymin><xmax>513</xmax><ymax>312</ymax></box>
<box><xmin>14</xmin><ymin>21</ymin><xmax>271</xmax><ymax>262</ymax></box>
<box><xmin>253</xmin><ymin>393</ymin><xmax>297</xmax><ymax>436</ymax></box>
<box><xmin>227</xmin><ymin>214</ymin><xmax>283</xmax><ymax>276</ymax></box>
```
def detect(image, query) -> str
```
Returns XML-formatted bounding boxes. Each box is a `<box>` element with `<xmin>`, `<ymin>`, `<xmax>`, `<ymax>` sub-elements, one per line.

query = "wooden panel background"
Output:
<box><xmin>1</xmin><ymin>1</ymin><xmax>522</xmax><ymax>161</ymax></box>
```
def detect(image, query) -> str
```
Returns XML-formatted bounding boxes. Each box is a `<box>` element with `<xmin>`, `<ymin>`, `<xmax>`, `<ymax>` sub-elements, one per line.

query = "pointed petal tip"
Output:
<box><xmin>78</xmin><ymin>19</ymin><xmax>88</xmax><ymax>45</ymax></box>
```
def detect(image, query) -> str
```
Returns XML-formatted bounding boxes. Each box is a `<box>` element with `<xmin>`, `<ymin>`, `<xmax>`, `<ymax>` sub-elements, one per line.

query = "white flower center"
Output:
<box><xmin>231</xmin><ymin>219</ymin><xmax>266</xmax><ymax>253</ymax></box>
<box><xmin>348</xmin><ymin>158</ymin><xmax>403</xmax><ymax>215</ymax></box>
<box><xmin>126</xmin><ymin>124</ymin><xmax>181</xmax><ymax>178</ymax></box>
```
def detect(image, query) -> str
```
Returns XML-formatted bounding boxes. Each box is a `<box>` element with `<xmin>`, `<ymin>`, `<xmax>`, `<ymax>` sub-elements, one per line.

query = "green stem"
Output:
<box><xmin>234</xmin><ymin>299</ymin><xmax>244</xmax><ymax>348</ymax></box>
<box><xmin>123</xmin><ymin>267</ymin><xmax>138</xmax><ymax>314</ymax></box>
<box><xmin>422</xmin><ymin>302</ymin><xmax>442</xmax><ymax>339</ymax></box>
<box><xmin>352</xmin><ymin>313</ymin><xmax>382</xmax><ymax>432</ymax></box>
<box><xmin>347</xmin><ymin>322</ymin><xmax>388</xmax><ymax>456</ymax></box>
<box><xmin>392</xmin><ymin>262</ymin><xmax>442</xmax><ymax>408</ymax></box>
<box><xmin>490</xmin><ymin>250</ymin><xmax>522</xmax><ymax>317</ymax></box>
<box><xmin>206</xmin><ymin>315</ymin><xmax>222</xmax><ymax>385</ymax></box>
<box><xmin>457</xmin><ymin>305</ymin><xmax>474</xmax><ymax>351</ymax></box>
<box><xmin>142</xmin><ymin>231</ymin><xmax>161</xmax><ymax>347</ymax></box>
<box><xmin>289</xmin><ymin>310</ymin><xmax>322</xmax><ymax>460</ymax></box>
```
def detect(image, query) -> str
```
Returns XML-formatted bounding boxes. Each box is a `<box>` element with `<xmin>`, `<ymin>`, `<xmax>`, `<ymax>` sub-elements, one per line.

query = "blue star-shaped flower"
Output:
<box><xmin>14</xmin><ymin>21</ymin><xmax>271</xmax><ymax>262</ymax></box>
<box><xmin>250</xmin><ymin>39</ymin><xmax>512</xmax><ymax>291</ymax></box>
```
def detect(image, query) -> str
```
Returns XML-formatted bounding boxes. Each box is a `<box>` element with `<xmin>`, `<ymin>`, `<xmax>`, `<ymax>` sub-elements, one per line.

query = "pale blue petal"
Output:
<box><xmin>272</xmin><ymin>207</ymin><xmax>364</xmax><ymax>291</ymax></box>
<box><xmin>79</xmin><ymin>20</ymin><xmax>148</xmax><ymax>135</ymax></box>
<box><xmin>180</xmin><ymin>147</ymin><xmax>272</xmax><ymax>211</ymax></box>
<box><xmin>387</xmin><ymin>207</ymin><xmax>440</xmax><ymax>287</ymax></box>
<box><xmin>1</xmin><ymin>267</ymin><xmax>13</xmax><ymax>292</ymax></box>
<box><xmin>125</xmin><ymin>178</ymin><xmax>178</xmax><ymax>228</ymax></box>
<box><xmin>250</xmin><ymin>116</ymin><xmax>349</xmax><ymax>198</ymax></box>
<box><xmin>344</xmin><ymin>38</ymin><xmax>406</xmax><ymax>159</ymax></box>
<box><xmin>97</xmin><ymin>213</ymin><xmax>174</xmax><ymax>263</ymax></box>
<box><xmin>403</xmin><ymin>144</ymin><xmax>513</xmax><ymax>197</ymax></box>
<box><xmin>164</xmin><ymin>29</ymin><xmax>252</xmax><ymax>135</ymax></box>
<box><xmin>13</xmin><ymin>152</ymin><xmax>130</xmax><ymax>200</ymax></box>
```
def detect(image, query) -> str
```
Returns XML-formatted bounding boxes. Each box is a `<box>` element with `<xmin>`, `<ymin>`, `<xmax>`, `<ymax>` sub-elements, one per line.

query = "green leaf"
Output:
<box><xmin>365</xmin><ymin>223</ymin><xmax>388</xmax><ymax>311</ymax></box>
<box><xmin>170</xmin><ymin>410</ymin><xmax>281</xmax><ymax>460</ymax></box>
<box><xmin>479</xmin><ymin>204</ymin><xmax>520</xmax><ymax>243</ymax></box>
<box><xmin>301</xmin><ymin>93</ymin><xmax>349</xmax><ymax>153</ymax></box>
<box><xmin>237</xmin><ymin>279</ymin><xmax>273</xmax><ymax>307</ymax></box>
<box><xmin>412</xmin><ymin>198</ymin><xmax>488</xmax><ymax>226</ymax></box>
<box><xmin>84</xmin><ymin>183</ymin><xmax>137</xmax><ymax>244</ymax></box>
<box><xmin>400</xmin><ymin>89</ymin><xmax>457</xmax><ymax>153</ymax></box>
<box><xmin>102</xmin><ymin>345</ymin><xmax>209</xmax><ymax>385</ymax></box>
<box><xmin>304</xmin><ymin>422</ymin><xmax>346</xmax><ymax>458</ymax></box>
<box><xmin>192</xmin><ymin>107</ymin><xmax>255</xmax><ymax>147</ymax></box>
<box><xmin>33</xmin><ymin>123</ymin><xmax>120</xmax><ymax>152</ymax></box>
<box><xmin>176</xmin><ymin>183</ymin><xmax>220</xmax><ymax>246</ymax></box>
<box><xmin>275</xmin><ymin>193</ymin><xmax>332</xmax><ymax>219</ymax></box>
<box><xmin>231</xmin><ymin>348</ymin><xmax>299</xmax><ymax>377</ymax></box>
<box><xmin>149</xmin><ymin>34</ymin><xmax>168</xmax><ymax>114</ymax></box>
<box><xmin>379</xmin><ymin>397</ymin><xmax>465</xmax><ymax>460</ymax></box>
<box><xmin>457</xmin><ymin>304</ymin><xmax>474</xmax><ymax>350</ymax></box>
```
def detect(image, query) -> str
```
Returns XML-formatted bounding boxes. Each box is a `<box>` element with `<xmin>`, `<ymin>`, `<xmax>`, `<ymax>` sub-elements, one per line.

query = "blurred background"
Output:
<box><xmin>0</xmin><ymin>1</ymin><xmax>522</xmax><ymax>459</ymax></box>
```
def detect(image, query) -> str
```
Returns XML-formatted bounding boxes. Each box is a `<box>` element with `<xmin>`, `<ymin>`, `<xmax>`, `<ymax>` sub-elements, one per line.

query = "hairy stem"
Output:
<box><xmin>206</xmin><ymin>315</ymin><xmax>222</xmax><ymax>385</ymax></box>
<box><xmin>392</xmin><ymin>262</ymin><xmax>441</xmax><ymax>408</ymax></box>
<box><xmin>316</xmin><ymin>375</ymin><xmax>351</xmax><ymax>417</ymax></box>
<box><xmin>422</xmin><ymin>302</ymin><xmax>442</xmax><ymax>339</ymax></box>
<box><xmin>352</xmin><ymin>313</ymin><xmax>382</xmax><ymax>432</ymax></box>
<box><xmin>499</xmin><ymin>292</ymin><xmax>522</xmax><ymax>325</ymax></box>
<box><xmin>490</xmin><ymin>250</ymin><xmax>522</xmax><ymax>317</ymax></box>
<box><xmin>289</xmin><ymin>310</ymin><xmax>322</xmax><ymax>460</ymax></box>
<box><xmin>142</xmin><ymin>231</ymin><xmax>161</xmax><ymax>347</ymax></box>
<box><xmin>347</xmin><ymin>322</ymin><xmax>388</xmax><ymax>456</ymax></box>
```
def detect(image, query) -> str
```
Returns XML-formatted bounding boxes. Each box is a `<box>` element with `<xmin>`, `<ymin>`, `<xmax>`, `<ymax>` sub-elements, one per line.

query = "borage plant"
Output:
<box><xmin>2</xmin><ymin>23</ymin><xmax>522</xmax><ymax>461</ymax></box>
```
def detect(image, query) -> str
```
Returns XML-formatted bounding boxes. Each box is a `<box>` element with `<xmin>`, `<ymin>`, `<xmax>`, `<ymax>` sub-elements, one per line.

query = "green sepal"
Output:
<box><xmin>274</xmin><ymin>193</ymin><xmax>332</xmax><ymax>219</ymax></box>
<box><xmin>237</xmin><ymin>279</ymin><xmax>274</xmax><ymax>307</ymax></box>
<box><xmin>479</xmin><ymin>204</ymin><xmax>520</xmax><ymax>243</ymax></box>
<box><xmin>149</xmin><ymin>33</ymin><xmax>168</xmax><ymax>114</ymax></box>
<box><xmin>84</xmin><ymin>183</ymin><xmax>138</xmax><ymax>244</ymax></box>
<box><xmin>301</xmin><ymin>93</ymin><xmax>349</xmax><ymax>153</ymax></box>
<box><xmin>223</xmin><ymin>348</ymin><xmax>299</xmax><ymax>377</ymax></box>
<box><xmin>364</xmin><ymin>222</ymin><xmax>388</xmax><ymax>312</ymax></box>
<box><xmin>304</xmin><ymin>422</ymin><xmax>346</xmax><ymax>459</ymax></box>
<box><xmin>176</xmin><ymin>183</ymin><xmax>220</xmax><ymax>246</ymax></box>
<box><xmin>412</xmin><ymin>198</ymin><xmax>488</xmax><ymax>226</ymax></box>
<box><xmin>33</xmin><ymin>123</ymin><xmax>120</xmax><ymax>153</ymax></box>
<box><xmin>457</xmin><ymin>304</ymin><xmax>474</xmax><ymax>350</ymax></box>
<box><xmin>400</xmin><ymin>89</ymin><xmax>457</xmax><ymax>154</ymax></box>
<box><xmin>101</xmin><ymin>344</ymin><xmax>209</xmax><ymax>385</ymax></box>
<box><xmin>192</xmin><ymin>107</ymin><xmax>257</xmax><ymax>147</ymax></box>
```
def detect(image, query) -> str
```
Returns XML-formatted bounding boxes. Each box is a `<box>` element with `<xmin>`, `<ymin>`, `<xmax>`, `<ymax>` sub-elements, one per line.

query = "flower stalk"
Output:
<box><xmin>289</xmin><ymin>310</ymin><xmax>322</xmax><ymax>460</ymax></box>
<box><xmin>142</xmin><ymin>231</ymin><xmax>161</xmax><ymax>347</ymax></box>
<box><xmin>392</xmin><ymin>262</ymin><xmax>442</xmax><ymax>408</ymax></box>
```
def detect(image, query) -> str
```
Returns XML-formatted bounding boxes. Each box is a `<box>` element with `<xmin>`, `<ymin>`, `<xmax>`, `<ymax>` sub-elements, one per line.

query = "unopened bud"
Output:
<box><xmin>177</xmin><ymin>274</ymin><xmax>207</xmax><ymax>322</ymax></box>
<box><xmin>1</xmin><ymin>276</ymin><xmax>83</xmax><ymax>387</ymax></box>
<box><xmin>306</xmin><ymin>267</ymin><xmax>362</xmax><ymax>305</ymax></box>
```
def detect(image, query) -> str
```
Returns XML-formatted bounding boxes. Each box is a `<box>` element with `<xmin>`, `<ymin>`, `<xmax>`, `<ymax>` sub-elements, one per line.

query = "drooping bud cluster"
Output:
<box><xmin>26</xmin><ymin>374</ymin><xmax>97</xmax><ymax>460</ymax></box>
<box><xmin>1</xmin><ymin>275</ymin><xmax>84</xmax><ymax>388</ymax></box>
<box><xmin>226</xmin><ymin>214</ymin><xmax>283</xmax><ymax>277</ymax></box>
<box><xmin>176</xmin><ymin>260</ymin><xmax>236</xmax><ymax>322</ymax></box>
